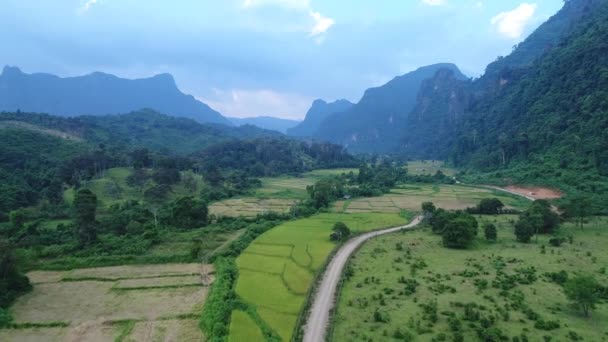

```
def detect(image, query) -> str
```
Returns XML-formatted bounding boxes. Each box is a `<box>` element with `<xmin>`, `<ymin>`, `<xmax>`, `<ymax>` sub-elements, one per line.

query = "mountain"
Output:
<box><xmin>398</xmin><ymin>0</ymin><xmax>608</xmax><ymax>211</ymax></box>
<box><xmin>0</xmin><ymin>66</ymin><xmax>231</xmax><ymax>125</ymax></box>
<box><xmin>228</xmin><ymin>116</ymin><xmax>300</xmax><ymax>134</ymax></box>
<box><xmin>314</xmin><ymin>63</ymin><xmax>467</xmax><ymax>153</ymax></box>
<box><xmin>286</xmin><ymin>99</ymin><xmax>353</xmax><ymax>137</ymax></box>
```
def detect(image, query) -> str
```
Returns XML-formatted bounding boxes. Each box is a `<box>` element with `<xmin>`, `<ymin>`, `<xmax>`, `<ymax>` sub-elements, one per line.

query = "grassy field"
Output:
<box><xmin>1</xmin><ymin>263</ymin><xmax>211</xmax><ymax>341</ymax></box>
<box><xmin>230</xmin><ymin>212</ymin><xmax>409</xmax><ymax>341</ymax></box>
<box><xmin>407</xmin><ymin>160</ymin><xmax>457</xmax><ymax>176</ymax></box>
<box><xmin>253</xmin><ymin>168</ymin><xmax>359</xmax><ymax>200</ymax></box>
<box><xmin>331</xmin><ymin>216</ymin><xmax>608</xmax><ymax>341</ymax></box>
<box><xmin>334</xmin><ymin>184</ymin><xmax>529</xmax><ymax>214</ymax></box>
<box><xmin>63</xmin><ymin>167</ymin><xmax>204</xmax><ymax>208</ymax></box>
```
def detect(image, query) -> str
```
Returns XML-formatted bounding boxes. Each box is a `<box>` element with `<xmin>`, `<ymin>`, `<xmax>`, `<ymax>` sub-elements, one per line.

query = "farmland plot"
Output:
<box><xmin>229</xmin><ymin>212</ymin><xmax>408</xmax><ymax>341</ymax></box>
<box><xmin>2</xmin><ymin>263</ymin><xmax>213</xmax><ymax>342</ymax></box>
<box><xmin>335</xmin><ymin>184</ymin><xmax>528</xmax><ymax>214</ymax></box>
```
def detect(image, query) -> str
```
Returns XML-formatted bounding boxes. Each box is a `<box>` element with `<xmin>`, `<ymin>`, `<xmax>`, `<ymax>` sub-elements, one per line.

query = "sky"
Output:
<box><xmin>0</xmin><ymin>0</ymin><xmax>563</xmax><ymax>119</ymax></box>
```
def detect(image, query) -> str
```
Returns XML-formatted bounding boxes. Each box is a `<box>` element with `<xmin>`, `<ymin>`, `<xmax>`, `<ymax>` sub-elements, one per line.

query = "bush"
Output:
<box><xmin>534</xmin><ymin>319</ymin><xmax>560</xmax><ymax>330</ymax></box>
<box><xmin>484</xmin><ymin>223</ymin><xmax>497</xmax><ymax>242</ymax></box>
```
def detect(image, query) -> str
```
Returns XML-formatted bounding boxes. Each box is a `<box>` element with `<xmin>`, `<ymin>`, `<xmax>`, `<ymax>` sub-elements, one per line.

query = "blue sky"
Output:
<box><xmin>0</xmin><ymin>0</ymin><xmax>563</xmax><ymax>119</ymax></box>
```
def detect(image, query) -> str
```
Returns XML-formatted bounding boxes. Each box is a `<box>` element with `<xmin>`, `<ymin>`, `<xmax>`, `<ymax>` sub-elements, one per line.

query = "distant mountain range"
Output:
<box><xmin>287</xmin><ymin>99</ymin><xmax>353</xmax><ymax>137</ymax></box>
<box><xmin>229</xmin><ymin>116</ymin><xmax>300</xmax><ymax>134</ymax></box>
<box><xmin>288</xmin><ymin>64</ymin><xmax>466</xmax><ymax>152</ymax></box>
<box><xmin>0</xmin><ymin>66</ymin><xmax>231</xmax><ymax>125</ymax></box>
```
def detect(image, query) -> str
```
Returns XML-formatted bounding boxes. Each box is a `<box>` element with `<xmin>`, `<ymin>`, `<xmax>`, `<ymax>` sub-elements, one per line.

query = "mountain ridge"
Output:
<box><xmin>0</xmin><ymin>66</ymin><xmax>231</xmax><ymax>125</ymax></box>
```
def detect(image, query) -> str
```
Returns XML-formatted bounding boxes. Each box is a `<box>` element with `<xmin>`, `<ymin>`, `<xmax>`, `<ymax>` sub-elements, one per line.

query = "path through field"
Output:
<box><xmin>302</xmin><ymin>216</ymin><xmax>422</xmax><ymax>342</ymax></box>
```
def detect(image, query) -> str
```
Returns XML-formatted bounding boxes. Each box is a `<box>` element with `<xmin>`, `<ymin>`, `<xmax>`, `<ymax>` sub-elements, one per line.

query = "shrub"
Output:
<box><xmin>484</xmin><ymin>223</ymin><xmax>497</xmax><ymax>242</ymax></box>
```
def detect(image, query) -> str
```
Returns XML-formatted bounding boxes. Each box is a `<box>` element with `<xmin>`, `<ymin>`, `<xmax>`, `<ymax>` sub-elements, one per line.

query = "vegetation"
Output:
<box><xmin>332</xmin><ymin>216</ymin><xmax>608</xmax><ymax>341</ymax></box>
<box><xmin>230</xmin><ymin>213</ymin><xmax>408</xmax><ymax>341</ymax></box>
<box><xmin>564</xmin><ymin>275</ymin><xmax>601</xmax><ymax>317</ymax></box>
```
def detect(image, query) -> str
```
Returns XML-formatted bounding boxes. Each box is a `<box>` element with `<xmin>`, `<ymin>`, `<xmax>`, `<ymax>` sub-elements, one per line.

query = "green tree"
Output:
<box><xmin>564</xmin><ymin>275</ymin><xmax>600</xmax><ymax>317</ymax></box>
<box><xmin>476</xmin><ymin>198</ymin><xmax>504</xmax><ymax>214</ymax></box>
<box><xmin>529</xmin><ymin>200</ymin><xmax>560</xmax><ymax>234</ymax></box>
<box><xmin>73</xmin><ymin>189</ymin><xmax>98</xmax><ymax>245</ymax></box>
<box><xmin>514</xmin><ymin>216</ymin><xmax>536</xmax><ymax>243</ymax></box>
<box><xmin>442</xmin><ymin>216</ymin><xmax>478</xmax><ymax>249</ymax></box>
<box><xmin>565</xmin><ymin>195</ymin><xmax>592</xmax><ymax>229</ymax></box>
<box><xmin>0</xmin><ymin>239</ymin><xmax>32</xmax><ymax>308</ymax></box>
<box><xmin>9</xmin><ymin>209</ymin><xmax>27</xmax><ymax>230</ymax></box>
<box><xmin>169</xmin><ymin>196</ymin><xmax>208</xmax><ymax>229</ymax></box>
<box><xmin>484</xmin><ymin>223</ymin><xmax>497</xmax><ymax>242</ymax></box>
<box><xmin>421</xmin><ymin>202</ymin><xmax>436</xmax><ymax>221</ymax></box>
<box><xmin>331</xmin><ymin>222</ymin><xmax>351</xmax><ymax>241</ymax></box>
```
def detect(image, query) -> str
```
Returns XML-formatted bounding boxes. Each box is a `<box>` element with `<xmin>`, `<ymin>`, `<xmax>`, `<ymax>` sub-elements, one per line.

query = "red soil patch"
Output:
<box><xmin>503</xmin><ymin>185</ymin><xmax>563</xmax><ymax>200</ymax></box>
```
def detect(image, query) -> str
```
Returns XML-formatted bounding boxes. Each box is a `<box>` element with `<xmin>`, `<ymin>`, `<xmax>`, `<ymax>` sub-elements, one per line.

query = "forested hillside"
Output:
<box><xmin>399</xmin><ymin>0</ymin><xmax>608</xmax><ymax>211</ymax></box>
<box><xmin>0</xmin><ymin>110</ymin><xmax>354</xmax><ymax>219</ymax></box>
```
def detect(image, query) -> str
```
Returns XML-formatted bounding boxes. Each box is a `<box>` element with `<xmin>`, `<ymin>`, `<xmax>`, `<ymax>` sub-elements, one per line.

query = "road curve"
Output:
<box><xmin>303</xmin><ymin>215</ymin><xmax>423</xmax><ymax>342</ymax></box>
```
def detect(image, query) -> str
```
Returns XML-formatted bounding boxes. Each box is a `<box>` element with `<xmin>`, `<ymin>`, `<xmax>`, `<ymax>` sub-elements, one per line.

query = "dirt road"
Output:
<box><xmin>302</xmin><ymin>216</ymin><xmax>423</xmax><ymax>342</ymax></box>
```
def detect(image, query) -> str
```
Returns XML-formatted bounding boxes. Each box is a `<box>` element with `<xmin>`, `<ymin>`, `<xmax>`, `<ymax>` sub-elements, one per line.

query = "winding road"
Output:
<box><xmin>302</xmin><ymin>215</ymin><xmax>423</xmax><ymax>342</ymax></box>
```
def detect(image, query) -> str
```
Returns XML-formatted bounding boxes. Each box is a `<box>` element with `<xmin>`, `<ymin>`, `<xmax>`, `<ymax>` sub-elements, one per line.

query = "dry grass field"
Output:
<box><xmin>334</xmin><ymin>184</ymin><xmax>529</xmax><ymax>214</ymax></box>
<box><xmin>208</xmin><ymin>197</ymin><xmax>297</xmax><ymax>217</ymax></box>
<box><xmin>1</xmin><ymin>263</ymin><xmax>213</xmax><ymax>342</ymax></box>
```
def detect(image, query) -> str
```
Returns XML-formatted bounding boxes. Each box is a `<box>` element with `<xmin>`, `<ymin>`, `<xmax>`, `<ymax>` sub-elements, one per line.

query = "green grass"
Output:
<box><xmin>229</xmin><ymin>311</ymin><xmax>265</xmax><ymax>342</ymax></box>
<box><xmin>407</xmin><ymin>160</ymin><xmax>457</xmax><ymax>176</ymax></box>
<box><xmin>231</xmin><ymin>212</ymin><xmax>407</xmax><ymax>341</ymax></box>
<box><xmin>331</xmin><ymin>216</ymin><xmax>608</xmax><ymax>341</ymax></box>
<box><xmin>63</xmin><ymin>167</ymin><xmax>203</xmax><ymax>208</ymax></box>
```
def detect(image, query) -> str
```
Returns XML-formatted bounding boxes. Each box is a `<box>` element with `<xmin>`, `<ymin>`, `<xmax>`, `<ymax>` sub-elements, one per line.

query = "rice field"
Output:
<box><xmin>208</xmin><ymin>197</ymin><xmax>297</xmax><ymax>217</ymax></box>
<box><xmin>331</xmin><ymin>216</ymin><xmax>608</xmax><ymax>341</ymax></box>
<box><xmin>229</xmin><ymin>310</ymin><xmax>265</xmax><ymax>342</ymax></box>
<box><xmin>230</xmin><ymin>212</ymin><xmax>409</xmax><ymax>341</ymax></box>
<box><xmin>1</xmin><ymin>263</ymin><xmax>212</xmax><ymax>342</ymax></box>
<box><xmin>334</xmin><ymin>184</ymin><xmax>529</xmax><ymax>214</ymax></box>
<box><xmin>407</xmin><ymin>160</ymin><xmax>457</xmax><ymax>176</ymax></box>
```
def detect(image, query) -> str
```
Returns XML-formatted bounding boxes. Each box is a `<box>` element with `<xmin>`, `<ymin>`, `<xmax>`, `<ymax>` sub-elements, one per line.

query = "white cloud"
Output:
<box><xmin>78</xmin><ymin>0</ymin><xmax>100</xmax><ymax>14</ymax></box>
<box><xmin>422</xmin><ymin>0</ymin><xmax>446</xmax><ymax>6</ymax></box>
<box><xmin>201</xmin><ymin>88</ymin><xmax>314</xmax><ymax>119</ymax></box>
<box><xmin>491</xmin><ymin>3</ymin><xmax>537</xmax><ymax>39</ymax></box>
<box><xmin>309</xmin><ymin>11</ymin><xmax>335</xmax><ymax>36</ymax></box>
<box><xmin>243</xmin><ymin>0</ymin><xmax>310</xmax><ymax>10</ymax></box>
<box><xmin>475</xmin><ymin>2</ymin><xmax>483</xmax><ymax>9</ymax></box>
<box><xmin>242</xmin><ymin>0</ymin><xmax>334</xmax><ymax>40</ymax></box>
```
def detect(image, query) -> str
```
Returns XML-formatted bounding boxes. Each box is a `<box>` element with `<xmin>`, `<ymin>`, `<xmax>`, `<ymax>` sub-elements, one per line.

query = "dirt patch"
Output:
<box><xmin>503</xmin><ymin>185</ymin><xmax>563</xmax><ymax>200</ymax></box>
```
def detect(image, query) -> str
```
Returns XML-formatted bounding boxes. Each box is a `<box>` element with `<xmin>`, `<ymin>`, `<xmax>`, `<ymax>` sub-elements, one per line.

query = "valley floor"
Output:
<box><xmin>331</xmin><ymin>216</ymin><xmax>608</xmax><ymax>341</ymax></box>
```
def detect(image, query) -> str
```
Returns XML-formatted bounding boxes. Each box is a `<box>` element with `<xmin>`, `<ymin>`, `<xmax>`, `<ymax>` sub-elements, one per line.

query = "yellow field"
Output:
<box><xmin>2</xmin><ymin>264</ymin><xmax>212</xmax><ymax>342</ymax></box>
<box><xmin>230</xmin><ymin>212</ymin><xmax>408</xmax><ymax>341</ymax></box>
